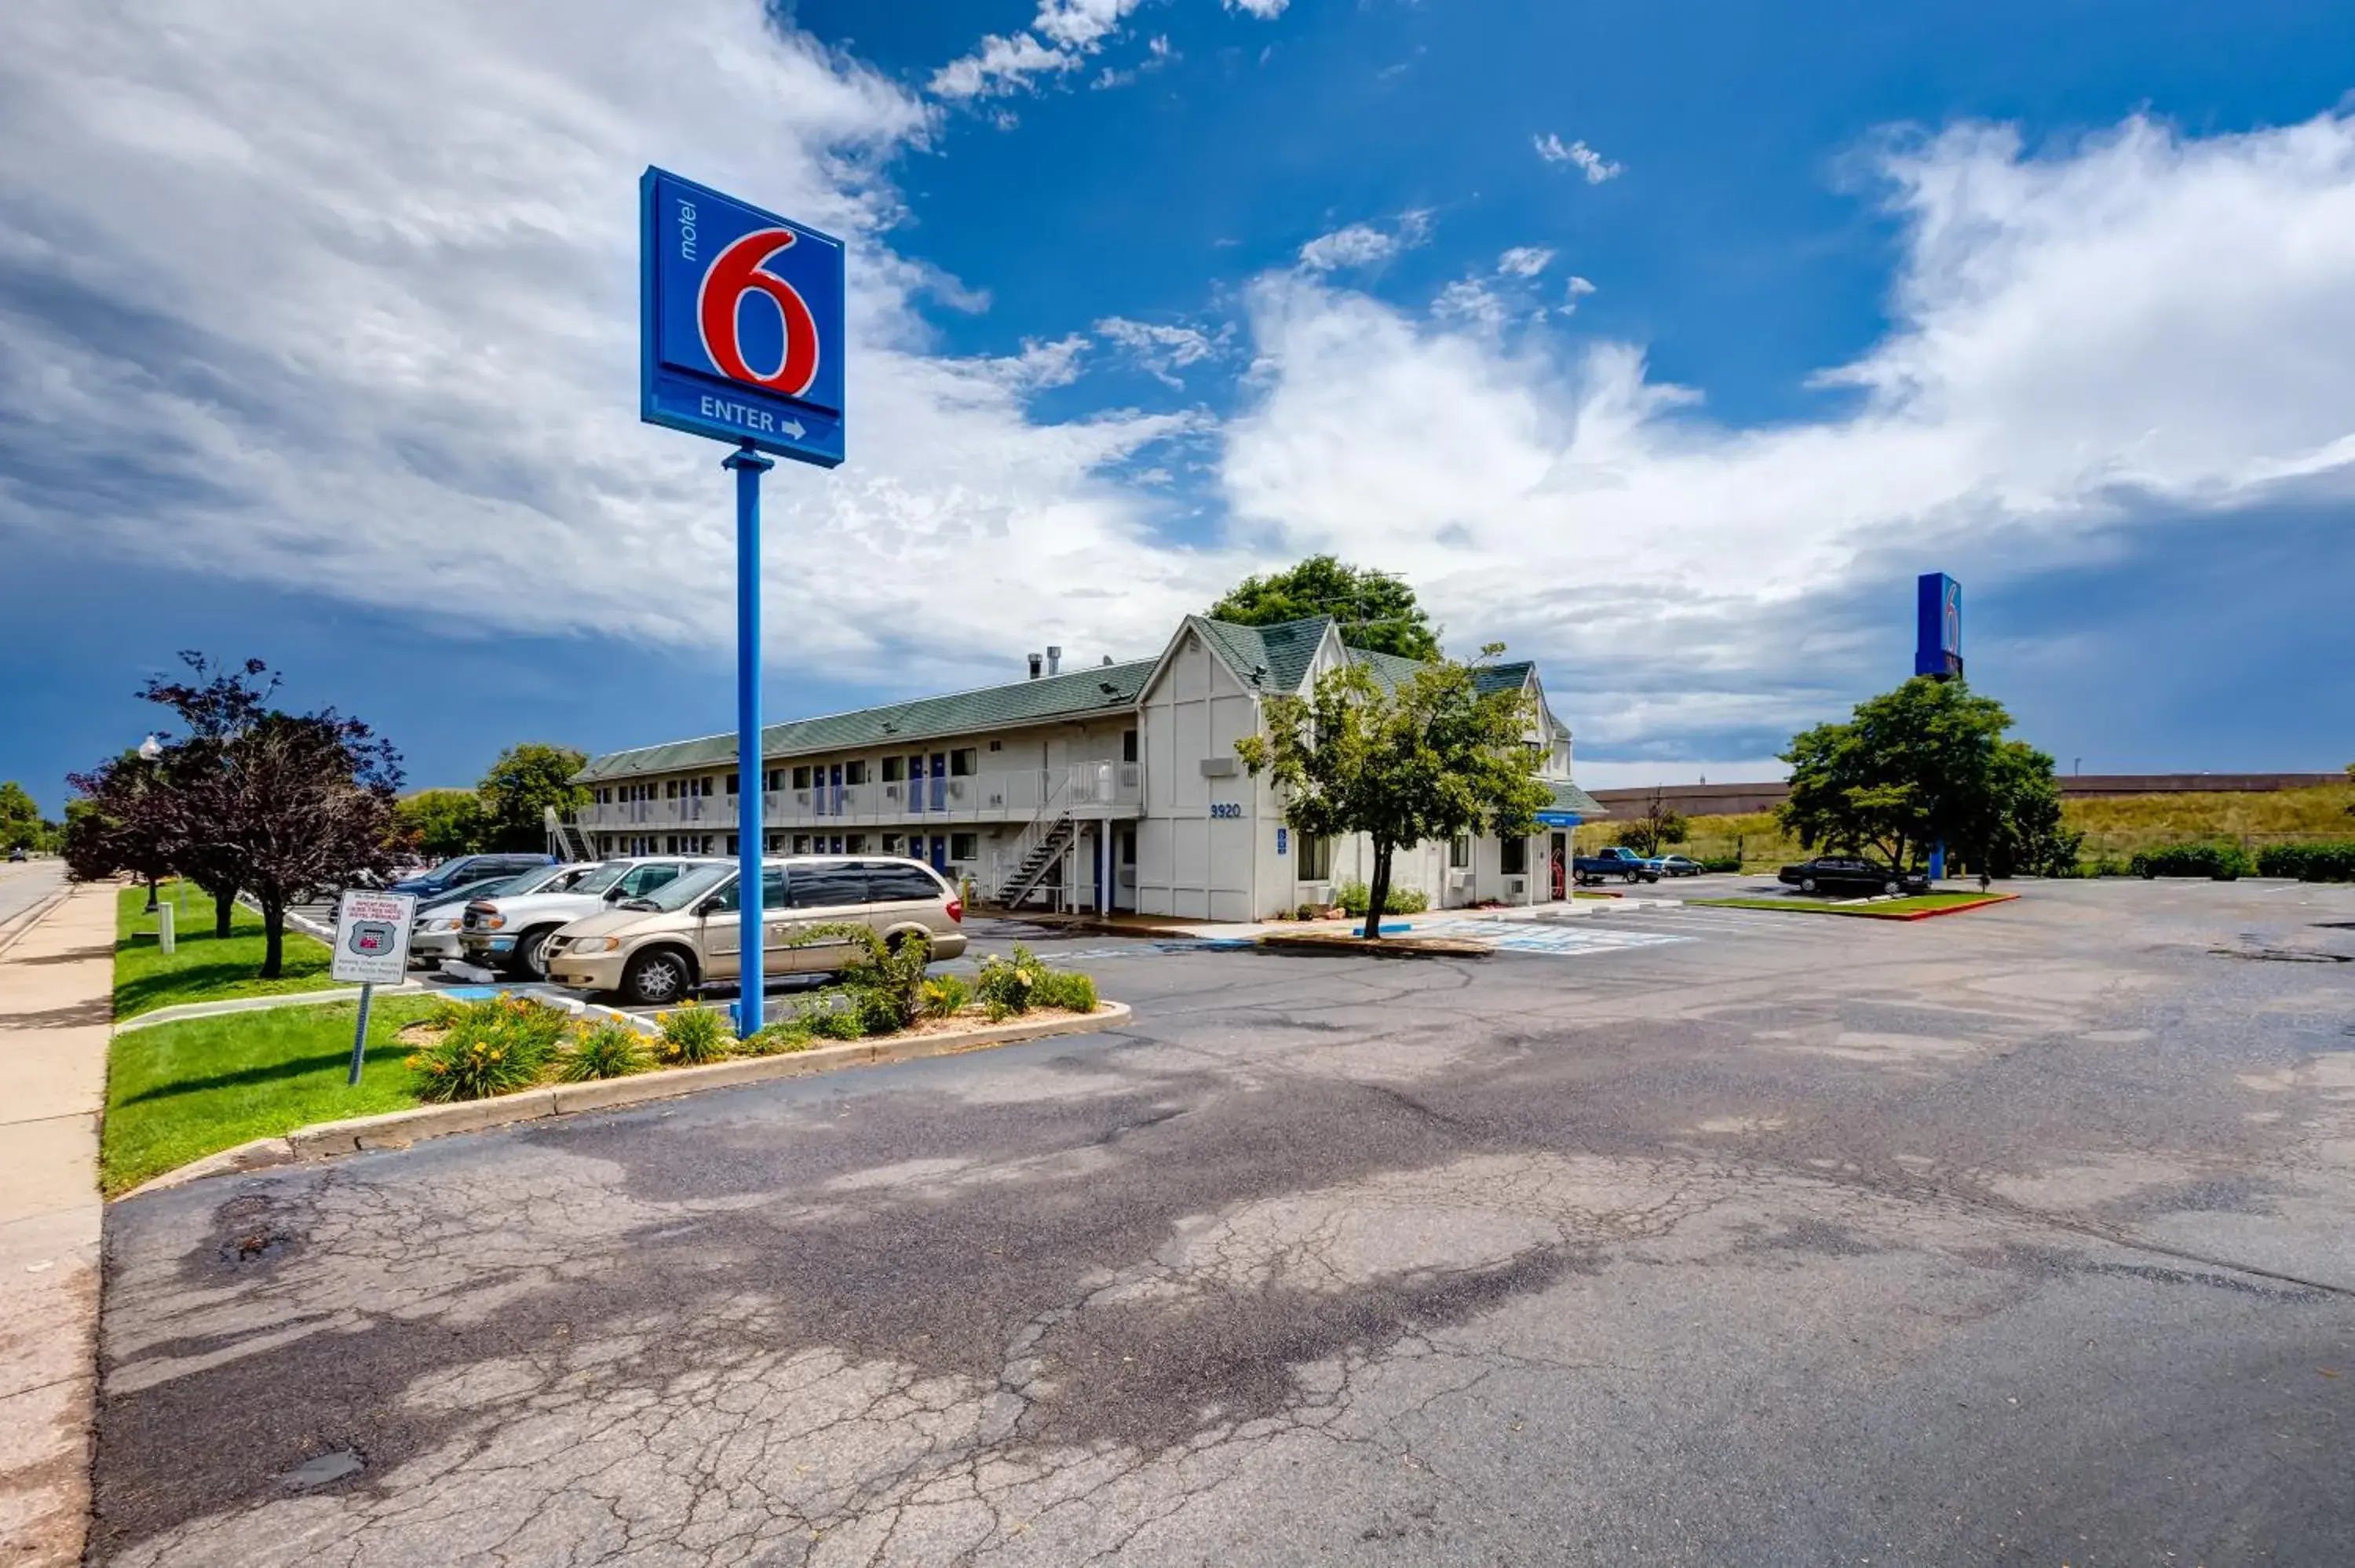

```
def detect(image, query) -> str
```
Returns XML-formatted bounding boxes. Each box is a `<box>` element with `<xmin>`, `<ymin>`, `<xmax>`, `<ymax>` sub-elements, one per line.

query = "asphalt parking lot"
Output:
<box><xmin>92</xmin><ymin>879</ymin><xmax>2355</xmax><ymax>1565</ymax></box>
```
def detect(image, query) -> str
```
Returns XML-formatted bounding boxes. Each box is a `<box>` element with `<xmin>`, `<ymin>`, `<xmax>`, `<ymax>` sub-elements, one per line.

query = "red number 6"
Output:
<box><xmin>698</xmin><ymin>228</ymin><xmax>820</xmax><ymax>397</ymax></box>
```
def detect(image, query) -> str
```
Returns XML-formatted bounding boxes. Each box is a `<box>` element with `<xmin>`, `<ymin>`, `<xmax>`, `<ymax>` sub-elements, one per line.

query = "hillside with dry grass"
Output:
<box><xmin>1576</xmin><ymin>781</ymin><xmax>2355</xmax><ymax>870</ymax></box>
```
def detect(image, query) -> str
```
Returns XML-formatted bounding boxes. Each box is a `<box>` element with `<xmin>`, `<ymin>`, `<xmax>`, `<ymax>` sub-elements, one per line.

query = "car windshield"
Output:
<box><xmin>571</xmin><ymin>862</ymin><xmax>635</xmax><ymax>895</ymax></box>
<box><xmin>629</xmin><ymin>862</ymin><xmax>736</xmax><ymax>913</ymax></box>
<box><xmin>418</xmin><ymin>874</ymin><xmax>518</xmax><ymax>910</ymax></box>
<box><xmin>509</xmin><ymin>864</ymin><xmax>581</xmax><ymax>895</ymax></box>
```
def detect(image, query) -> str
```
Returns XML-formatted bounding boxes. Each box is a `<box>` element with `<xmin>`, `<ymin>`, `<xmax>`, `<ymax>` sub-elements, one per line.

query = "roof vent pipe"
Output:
<box><xmin>1027</xmin><ymin>653</ymin><xmax>1043</xmax><ymax>680</ymax></box>
<box><xmin>1046</xmin><ymin>646</ymin><xmax>1062</xmax><ymax>676</ymax></box>
<box><xmin>1101</xmin><ymin>655</ymin><xmax>1113</xmax><ymax>666</ymax></box>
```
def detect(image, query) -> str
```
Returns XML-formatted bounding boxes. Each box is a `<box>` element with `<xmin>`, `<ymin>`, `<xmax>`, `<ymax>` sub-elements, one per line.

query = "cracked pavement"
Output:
<box><xmin>90</xmin><ymin>881</ymin><xmax>2355</xmax><ymax>1563</ymax></box>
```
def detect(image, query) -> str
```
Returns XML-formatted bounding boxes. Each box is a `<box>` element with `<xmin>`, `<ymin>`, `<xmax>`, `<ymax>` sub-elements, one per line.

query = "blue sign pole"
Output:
<box><xmin>727</xmin><ymin>443</ymin><xmax>772</xmax><ymax>1036</ymax></box>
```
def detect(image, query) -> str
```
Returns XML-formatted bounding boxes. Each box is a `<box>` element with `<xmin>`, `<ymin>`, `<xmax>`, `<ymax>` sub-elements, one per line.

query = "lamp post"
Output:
<box><xmin>137</xmin><ymin>734</ymin><xmax>164</xmax><ymax>913</ymax></box>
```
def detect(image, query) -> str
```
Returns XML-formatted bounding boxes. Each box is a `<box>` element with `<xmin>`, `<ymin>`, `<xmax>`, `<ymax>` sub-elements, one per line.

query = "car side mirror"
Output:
<box><xmin>601</xmin><ymin>887</ymin><xmax>625</xmax><ymax>901</ymax></box>
<box><xmin>694</xmin><ymin>896</ymin><xmax>725</xmax><ymax>917</ymax></box>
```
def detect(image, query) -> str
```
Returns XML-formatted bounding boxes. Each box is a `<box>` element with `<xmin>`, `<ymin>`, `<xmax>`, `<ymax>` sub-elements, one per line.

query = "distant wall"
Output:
<box><xmin>1594</xmin><ymin>772</ymin><xmax>2346</xmax><ymax>818</ymax></box>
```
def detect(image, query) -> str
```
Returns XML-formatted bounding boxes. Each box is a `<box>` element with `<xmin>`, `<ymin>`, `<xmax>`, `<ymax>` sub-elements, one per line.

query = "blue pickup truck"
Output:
<box><xmin>1573</xmin><ymin>847</ymin><xmax>1662</xmax><ymax>885</ymax></box>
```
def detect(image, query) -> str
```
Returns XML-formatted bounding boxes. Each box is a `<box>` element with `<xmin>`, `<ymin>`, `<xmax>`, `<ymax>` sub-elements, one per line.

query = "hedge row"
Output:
<box><xmin>2255</xmin><ymin>841</ymin><xmax>2355</xmax><ymax>881</ymax></box>
<box><xmin>2127</xmin><ymin>844</ymin><xmax>2255</xmax><ymax>880</ymax></box>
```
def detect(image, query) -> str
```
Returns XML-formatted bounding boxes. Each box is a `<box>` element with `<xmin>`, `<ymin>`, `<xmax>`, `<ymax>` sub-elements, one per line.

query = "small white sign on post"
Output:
<box><xmin>332</xmin><ymin>888</ymin><xmax>415</xmax><ymax>1086</ymax></box>
<box><xmin>332</xmin><ymin>890</ymin><xmax>415</xmax><ymax>984</ymax></box>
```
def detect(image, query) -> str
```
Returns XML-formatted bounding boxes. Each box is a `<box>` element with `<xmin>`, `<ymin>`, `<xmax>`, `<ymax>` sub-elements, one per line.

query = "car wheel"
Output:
<box><xmin>1882</xmin><ymin>878</ymin><xmax>1900</xmax><ymax>896</ymax></box>
<box><xmin>512</xmin><ymin>928</ymin><xmax>554</xmax><ymax>981</ymax></box>
<box><xmin>622</xmin><ymin>948</ymin><xmax>692</xmax><ymax>1007</ymax></box>
<box><xmin>1801</xmin><ymin>876</ymin><xmax>1818</xmax><ymax>894</ymax></box>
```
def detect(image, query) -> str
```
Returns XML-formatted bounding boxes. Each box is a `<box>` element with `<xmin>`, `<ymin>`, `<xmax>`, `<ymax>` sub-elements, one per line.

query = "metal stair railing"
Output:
<box><xmin>993</xmin><ymin>767</ymin><xmax>1083</xmax><ymax>906</ymax></box>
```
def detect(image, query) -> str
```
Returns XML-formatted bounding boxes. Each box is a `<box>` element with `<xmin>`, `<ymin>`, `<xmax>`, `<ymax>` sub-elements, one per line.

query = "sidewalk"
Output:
<box><xmin>0</xmin><ymin>882</ymin><xmax>115</xmax><ymax>1567</ymax></box>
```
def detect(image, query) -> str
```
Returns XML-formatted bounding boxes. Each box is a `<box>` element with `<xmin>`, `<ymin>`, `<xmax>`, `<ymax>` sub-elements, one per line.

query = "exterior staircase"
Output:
<box><xmin>994</xmin><ymin>811</ymin><xmax>1075</xmax><ymax>908</ymax></box>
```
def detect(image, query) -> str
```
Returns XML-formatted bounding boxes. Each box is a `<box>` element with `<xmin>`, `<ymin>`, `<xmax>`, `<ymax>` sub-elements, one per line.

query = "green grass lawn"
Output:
<box><xmin>101</xmin><ymin>994</ymin><xmax>444</xmax><ymax>1195</ymax></box>
<box><xmin>115</xmin><ymin>881</ymin><xmax>348</xmax><ymax>1019</ymax></box>
<box><xmin>1692</xmin><ymin>892</ymin><xmax>2014</xmax><ymax>917</ymax></box>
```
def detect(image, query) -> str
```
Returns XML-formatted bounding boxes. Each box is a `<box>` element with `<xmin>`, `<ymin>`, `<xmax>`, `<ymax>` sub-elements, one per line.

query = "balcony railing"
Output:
<box><xmin>582</xmin><ymin>762</ymin><xmax>1141</xmax><ymax>833</ymax></box>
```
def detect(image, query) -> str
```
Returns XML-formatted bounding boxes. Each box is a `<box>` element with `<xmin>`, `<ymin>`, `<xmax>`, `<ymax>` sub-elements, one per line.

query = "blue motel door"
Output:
<box><xmin>907</xmin><ymin>754</ymin><xmax>925</xmax><ymax>815</ymax></box>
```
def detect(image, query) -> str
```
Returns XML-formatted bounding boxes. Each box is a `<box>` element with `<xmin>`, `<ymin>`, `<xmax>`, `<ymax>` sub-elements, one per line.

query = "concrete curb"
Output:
<box><xmin>113</xmin><ymin>1001</ymin><xmax>1132</xmax><ymax>1200</ymax></box>
<box><xmin>113</xmin><ymin>983</ymin><xmax>429</xmax><ymax>1034</ymax></box>
<box><xmin>1255</xmin><ymin>932</ymin><xmax>1492</xmax><ymax>959</ymax></box>
<box><xmin>0</xmin><ymin>888</ymin><xmax>70</xmax><ymax>960</ymax></box>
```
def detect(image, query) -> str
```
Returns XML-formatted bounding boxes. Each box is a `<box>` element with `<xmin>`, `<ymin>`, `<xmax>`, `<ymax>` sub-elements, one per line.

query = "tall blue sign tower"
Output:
<box><xmin>642</xmin><ymin>167</ymin><xmax>846</xmax><ymax>1036</ymax></box>
<box><xmin>1915</xmin><ymin>572</ymin><xmax>1962</xmax><ymax>681</ymax></box>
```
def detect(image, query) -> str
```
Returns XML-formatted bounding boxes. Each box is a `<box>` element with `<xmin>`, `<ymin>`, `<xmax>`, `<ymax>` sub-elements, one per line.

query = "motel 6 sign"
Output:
<box><xmin>640</xmin><ymin>167</ymin><xmax>845</xmax><ymax>467</ymax></box>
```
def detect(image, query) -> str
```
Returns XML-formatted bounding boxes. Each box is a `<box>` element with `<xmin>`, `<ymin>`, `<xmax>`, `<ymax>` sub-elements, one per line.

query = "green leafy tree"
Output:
<box><xmin>477</xmin><ymin>743</ymin><xmax>590</xmax><ymax>852</ymax></box>
<box><xmin>1613</xmin><ymin>789</ymin><xmax>1689</xmax><ymax>857</ymax></box>
<box><xmin>395</xmin><ymin>789</ymin><xmax>490</xmax><ymax>858</ymax></box>
<box><xmin>0</xmin><ymin>782</ymin><xmax>42</xmax><ymax>853</ymax></box>
<box><xmin>1238</xmin><ymin>644</ymin><xmax>1550</xmax><ymax>939</ymax></box>
<box><xmin>1778</xmin><ymin>676</ymin><xmax>2065</xmax><ymax>876</ymax></box>
<box><xmin>1207</xmin><ymin>555</ymin><xmax>1442</xmax><ymax>661</ymax></box>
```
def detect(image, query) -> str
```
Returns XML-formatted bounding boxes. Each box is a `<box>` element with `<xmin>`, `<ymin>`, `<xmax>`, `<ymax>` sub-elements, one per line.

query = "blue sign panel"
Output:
<box><xmin>1915</xmin><ymin>572</ymin><xmax>1962</xmax><ymax>680</ymax></box>
<box><xmin>641</xmin><ymin>167</ymin><xmax>845</xmax><ymax>468</ymax></box>
<box><xmin>1534</xmin><ymin>810</ymin><xmax>1583</xmax><ymax>829</ymax></box>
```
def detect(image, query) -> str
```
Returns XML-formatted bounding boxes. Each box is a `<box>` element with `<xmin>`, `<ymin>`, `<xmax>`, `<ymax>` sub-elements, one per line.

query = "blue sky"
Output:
<box><xmin>2</xmin><ymin>0</ymin><xmax>2352</xmax><ymax>816</ymax></box>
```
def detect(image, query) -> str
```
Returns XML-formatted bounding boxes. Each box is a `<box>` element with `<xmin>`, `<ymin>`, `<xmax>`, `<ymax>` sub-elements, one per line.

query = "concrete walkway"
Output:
<box><xmin>0</xmin><ymin>882</ymin><xmax>115</xmax><ymax>1567</ymax></box>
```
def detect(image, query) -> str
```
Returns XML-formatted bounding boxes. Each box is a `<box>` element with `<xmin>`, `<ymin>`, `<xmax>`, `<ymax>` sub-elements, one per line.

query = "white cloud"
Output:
<box><xmin>1432</xmin><ymin>278</ymin><xmax>1508</xmax><ymax>328</ymax></box>
<box><xmin>935</xmin><ymin>2</ymin><xmax>1232</xmax><ymax>104</ymax></box>
<box><xmin>1497</xmin><ymin>246</ymin><xmax>1555</xmax><ymax>277</ymax></box>
<box><xmin>1095</xmin><ymin>317</ymin><xmax>1229</xmax><ymax>386</ymax></box>
<box><xmin>1225</xmin><ymin>0</ymin><xmax>1291</xmax><ymax>16</ymax></box>
<box><xmin>1297</xmin><ymin>210</ymin><xmax>1432</xmax><ymax>272</ymax></box>
<box><xmin>1534</xmin><ymin>133</ymin><xmax>1624</xmax><ymax>183</ymax></box>
<box><xmin>0</xmin><ymin>0</ymin><xmax>1229</xmax><ymax>687</ymax></box>
<box><xmin>1559</xmin><ymin>274</ymin><xmax>1597</xmax><ymax>314</ymax></box>
<box><xmin>1225</xmin><ymin>111</ymin><xmax>2355</xmax><ymax>749</ymax></box>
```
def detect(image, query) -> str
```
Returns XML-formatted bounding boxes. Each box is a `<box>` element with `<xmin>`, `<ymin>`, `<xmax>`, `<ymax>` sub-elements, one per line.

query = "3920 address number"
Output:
<box><xmin>1209</xmin><ymin>803</ymin><xmax>1244</xmax><ymax>819</ymax></box>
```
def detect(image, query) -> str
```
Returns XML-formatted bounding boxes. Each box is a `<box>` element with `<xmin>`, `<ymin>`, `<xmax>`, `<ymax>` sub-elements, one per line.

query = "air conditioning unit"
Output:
<box><xmin>1506</xmin><ymin>876</ymin><xmax>1527</xmax><ymax>895</ymax></box>
<box><xmin>1447</xmin><ymin>870</ymin><xmax>1474</xmax><ymax>889</ymax></box>
<box><xmin>884</xmin><ymin>785</ymin><xmax>900</xmax><ymax>800</ymax></box>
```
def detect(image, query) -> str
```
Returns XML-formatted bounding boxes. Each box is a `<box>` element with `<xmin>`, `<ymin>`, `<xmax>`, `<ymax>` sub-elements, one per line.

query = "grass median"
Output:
<box><xmin>1692</xmin><ymin>892</ymin><xmax>2014</xmax><ymax>918</ymax></box>
<box><xmin>115</xmin><ymin>881</ymin><xmax>345</xmax><ymax>1019</ymax></box>
<box><xmin>102</xmin><ymin>994</ymin><xmax>443</xmax><ymax>1195</ymax></box>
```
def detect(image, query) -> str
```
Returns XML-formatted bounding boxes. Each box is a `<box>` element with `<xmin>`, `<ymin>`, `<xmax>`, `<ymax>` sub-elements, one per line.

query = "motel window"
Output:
<box><xmin>665</xmin><ymin>781</ymin><xmax>678</xmax><ymax>799</ymax></box>
<box><xmin>951</xmin><ymin>833</ymin><xmax>978</xmax><ymax>862</ymax></box>
<box><xmin>792</xmin><ymin>835</ymin><xmax>812</xmax><ymax>855</ymax></box>
<box><xmin>1450</xmin><ymin>834</ymin><xmax>1472</xmax><ymax>870</ymax></box>
<box><xmin>1500</xmin><ymin>837</ymin><xmax>1528</xmax><ymax>876</ymax></box>
<box><xmin>845</xmin><ymin>760</ymin><xmax>868</xmax><ymax>785</ymax></box>
<box><xmin>1298</xmin><ymin>834</ymin><xmax>1331</xmax><ymax>881</ymax></box>
<box><xmin>1123</xmin><ymin>728</ymin><xmax>1139</xmax><ymax>764</ymax></box>
<box><xmin>951</xmin><ymin>749</ymin><xmax>976</xmax><ymax>777</ymax></box>
<box><xmin>724</xmin><ymin>775</ymin><xmax>737</xmax><ymax>795</ymax></box>
<box><xmin>882</xmin><ymin>757</ymin><xmax>904</xmax><ymax>782</ymax></box>
<box><xmin>792</xmin><ymin>765</ymin><xmax>812</xmax><ymax>789</ymax></box>
<box><xmin>846</xmin><ymin>834</ymin><xmax>868</xmax><ymax>854</ymax></box>
<box><xmin>882</xmin><ymin>833</ymin><xmax>903</xmax><ymax>855</ymax></box>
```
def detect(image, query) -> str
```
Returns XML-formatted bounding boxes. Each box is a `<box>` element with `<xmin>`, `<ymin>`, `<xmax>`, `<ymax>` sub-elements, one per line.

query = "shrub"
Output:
<box><xmin>2128</xmin><ymin>844</ymin><xmax>2256</xmax><ymax>881</ymax></box>
<box><xmin>975</xmin><ymin>945</ymin><xmax>1046</xmax><ymax>1020</ymax></box>
<box><xmin>1697</xmin><ymin>856</ymin><xmax>1743</xmax><ymax>873</ymax></box>
<box><xmin>1032</xmin><ymin>969</ymin><xmax>1098</xmax><ymax>1014</ymax></box>
<box><xmin>802</xmin><ymin>995</ymin><xmax>867</xmax><ymax>1041</ymax></box>
<box><xmin>1333</xmin><ymin>881</ymin><xmax>1431</xmax><ymax>917</ymax></box>
<box><xmin>744</xmin><ymin>1017</ymin><xmax>816</xmax><ymax>1055</ymax></box>
<box><xmin>655</xmin><ymin>1000</ymin><xmax>733</xmax><ymax>1066</ymax></box>
<box><xmin>558</xmin><ymin>1019</ymin><xmax>652</xmax><ymax>1081</ymax></box>
<box><xmin>1295</xmin><ymin>903</ymin><xmax>1320</xmax><ymax>921</ymax></box>
<box><xmin>918</xmin><ymin>975</ymin><xmax>972</xmax><ymax>1019</ymax></box>
<box><xmin>407</xmin><ymin>996</ymin><xmax>569</xmax><ymax>1102</ymax></box>
<box><xmin>793</xmin><ymin>922</ymin><xmax>931</xmax><ymax>1034</ymax></box>
<box><xmin>2255</xmin><ymin>841</ymin><xmax>2355</xmax><ymax>881</ymax></box>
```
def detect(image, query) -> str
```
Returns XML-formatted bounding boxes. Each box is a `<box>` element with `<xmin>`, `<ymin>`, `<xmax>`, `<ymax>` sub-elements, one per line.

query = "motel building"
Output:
<box><xmin>571</xmin><ymin>614</ymin><xmax>1605</xmax><ymax>922</ymax></box>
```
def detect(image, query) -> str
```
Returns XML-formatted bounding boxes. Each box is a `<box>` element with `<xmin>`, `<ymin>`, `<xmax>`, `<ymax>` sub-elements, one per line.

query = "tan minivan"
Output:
<box><xmin>543</xmin><ymin>856</ymin><xmax>967</xmax><ymax>1006</ymax></box>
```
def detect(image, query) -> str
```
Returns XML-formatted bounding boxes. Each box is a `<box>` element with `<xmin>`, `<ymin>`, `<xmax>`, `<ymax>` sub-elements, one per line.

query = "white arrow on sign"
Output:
<box><xmin>781</xmin><ymin>418</ymin><xmax>805</xmax><ymax>439</ymax></box>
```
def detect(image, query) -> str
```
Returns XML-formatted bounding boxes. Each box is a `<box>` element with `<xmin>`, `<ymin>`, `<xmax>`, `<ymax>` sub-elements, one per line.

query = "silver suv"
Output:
<box><xmin>458</xmin><ymin>857</ymin><xmax>720</xmax><ymax>979</ymax></box>
<box><xmin>545</xmin><ymin>856</ymin><xmax>968</xmax><ymax>1006</ymax></box>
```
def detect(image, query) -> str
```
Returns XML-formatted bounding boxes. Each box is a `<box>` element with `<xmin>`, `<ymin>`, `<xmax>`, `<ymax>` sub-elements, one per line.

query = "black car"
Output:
<box><xmin>389</xmin><ymin>852</ymin><xmax>556</xmax><ymax>899</ymax></box>
<box><xmin>1776</xmin><ymin>856</ymin><xmax>1930</xmax><ymax>897</ymax></box>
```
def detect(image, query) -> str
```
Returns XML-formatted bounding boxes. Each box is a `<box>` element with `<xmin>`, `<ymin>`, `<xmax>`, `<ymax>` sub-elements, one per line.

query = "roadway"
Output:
<box><xmin>89</xmin><ymin>878</ymin><xmax>2355</xmax><ymax>1565</ymax></box>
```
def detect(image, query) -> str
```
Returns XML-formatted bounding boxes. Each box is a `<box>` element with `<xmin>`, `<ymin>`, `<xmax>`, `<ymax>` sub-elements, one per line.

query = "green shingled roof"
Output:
<box><xmin>1548</xmin><ymin>781</ymin><xmax>1607</xmax><ymax>817</ymax></box>
<box><xmin>575</xmin><ymin>656</ymin><xmax>1158</xmax><ymax>782</ymax></box>
<box><xmin>1188</xmin><ymin>614</ymin><xmax>1333</xmax><ymax>694</ymax></box>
